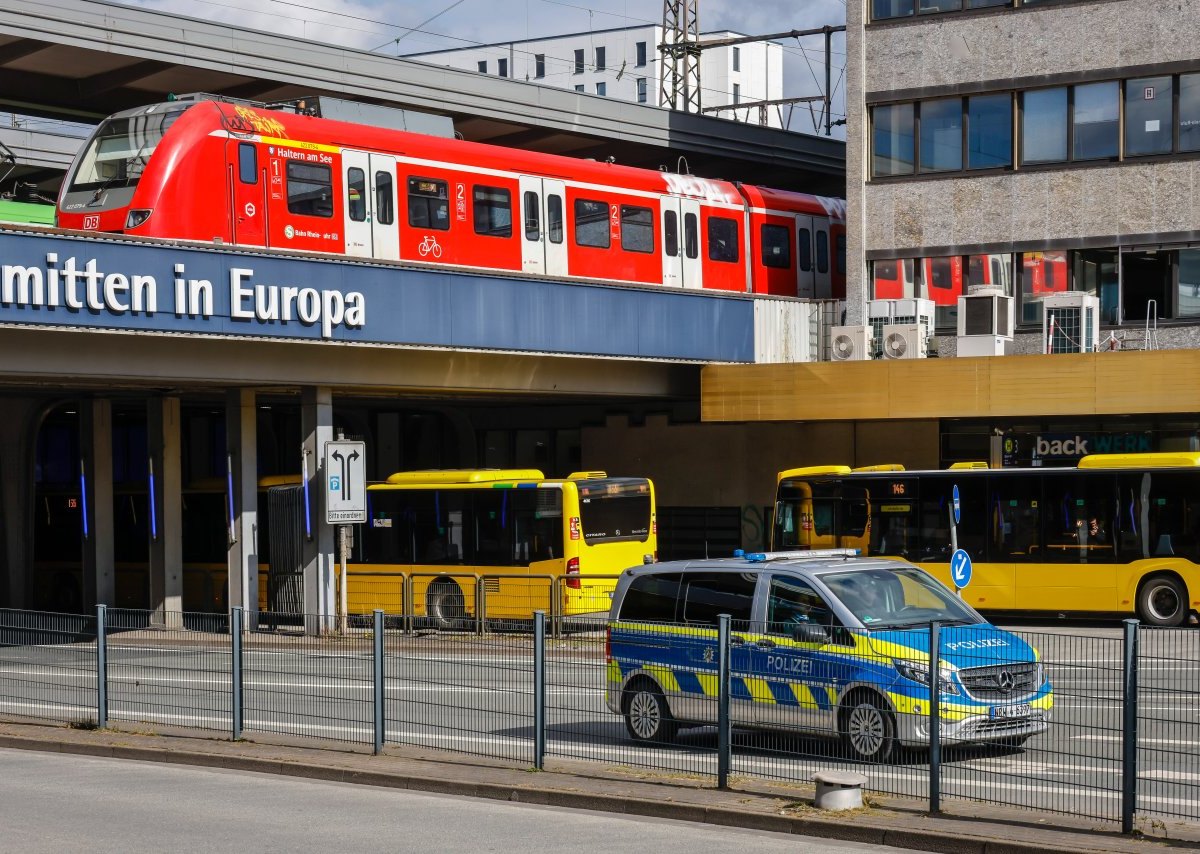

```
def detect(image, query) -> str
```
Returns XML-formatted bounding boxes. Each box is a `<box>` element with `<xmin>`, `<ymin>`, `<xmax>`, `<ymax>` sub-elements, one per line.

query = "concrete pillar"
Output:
<box><xmin>225</xmin><ymin>388</ymin><xmax>259</xmax><ymax>616</ymax></box>
<box><xmin>148</xmin><ymin>397</ymin><xmax>183</xmax><ymax>625</ymax></box>
<box><xmin>301</xmin><ymin>386</ymin><xmax>335</xmax><ymax>633</ymax></box>
<box><xmin>0</xmin><ymin>398</ymin><xmax>44</xmax><ymax>609</ymax></box>
<box><xmin>81</xmin><ymin>399</ymin><xmax>115</xmax><ymax>609</ymax></box>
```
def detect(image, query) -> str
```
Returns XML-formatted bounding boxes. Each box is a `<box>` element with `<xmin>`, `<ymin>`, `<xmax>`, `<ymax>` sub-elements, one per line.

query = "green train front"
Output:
<box><xmin>605</xmin><ymin>554</ymin><xmax>1052</xmax><ymax>761</ymax></box>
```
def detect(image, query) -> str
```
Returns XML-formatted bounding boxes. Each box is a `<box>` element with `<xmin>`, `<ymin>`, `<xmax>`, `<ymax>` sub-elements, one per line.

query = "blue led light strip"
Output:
<box><xmin>78</xmin><ymin>459</ymin><xmax>89</xmax><ymax>539</ymax></box>
<box><xmin>148</xmin><ymin>457</ymin><xmax>158</xmax><ymax>541</ymax></box>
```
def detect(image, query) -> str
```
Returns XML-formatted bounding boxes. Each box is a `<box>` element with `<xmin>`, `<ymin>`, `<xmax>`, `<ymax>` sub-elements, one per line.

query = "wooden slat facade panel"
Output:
<box><xmin>702</xmin><ymin>351</ymin><xmax>1200</xmax><ymax>422</ymax></box>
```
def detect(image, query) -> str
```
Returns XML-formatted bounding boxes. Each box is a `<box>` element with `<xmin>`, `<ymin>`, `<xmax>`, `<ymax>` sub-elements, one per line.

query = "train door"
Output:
<box><xmin>229</xmin><ymin>140</ymin><xmax>267</xmax><ymax>247</ymax></box>
<box><xmin>795</xmin><ymin>214</ymin><xmax>816</xmax><ymax>299</ymax></box>
<box><xmin>660</xmin><ymin>198</ymin><xmax>703</xmax><ymax>288</ymax></box>
<box><xmin>342</xmin><ymin>150</ymin><xmax>399</xmax><ymax>261</ymax></box>
<box><xmin>518</xmin><ymin>177</ymin><xmax>567</xmax><ymax>277</ymax></box>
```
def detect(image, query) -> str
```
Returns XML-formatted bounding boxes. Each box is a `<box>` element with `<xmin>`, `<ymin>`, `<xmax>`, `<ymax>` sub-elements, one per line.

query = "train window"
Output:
<box><xmin>684</xmin><ymin>213</ymin><xmax>699</xmax><ymax>259</ymax></box>
<box><xmin>816</xmin><ymin>230</ymin><xmax>829</xmax><ymax>274</ymax></box>
<box><xmin>375</xmin><ymin>172</ymin><xmax>394</xmax><ymax>226</ymax></box>
<box><xmin>620</xmin><ymin>205</ymin><xmax>654</xmax><ymax>253</ymax></box>
<box><xmin>836</xmin><ymin>234</ymin><xmax>847</xmax><ymax>275</ymax></box>
<box><xmin>707</xmin><ymin>216</ymin><xmax>739</xmax><ymax>263</ymax></box>
<box><xmin>238</xmin><ymin>143</ymin><xmax>257</xmax><ymax>184</ymax></box>
<box><xmin>408</xmin><ymin>177</ymin><xmax>449</xmax><ymax>231</ymax></box>
<box><xmin>286</xmin><ymin>161</ymin><xmax>333</xmax><ymax>218</ymax></box>
<box><xmin>548</xmin><ymin>195</ymin><xmax>564</xmax><ymax>243</ymax></box>
<box><xmin>347</xmin><ymin>168</ymin><xmax>367</xmax><ymax>222</ymax></box>
<box><xmin>760</xmin><ymin>224</ymin><xmax>791</xmax><ymax>269</ymax></box>
<box><xmin>799</xmin><ymin>229</ymin><xmax>812</xmax><ymax>272</ymax></box>
<box><xmin>574</xmin><ymin>198</ymin><xmax>610</xmax><ymax>248</ymax></box>
<box><xmin>473</xmin><ymin>185</ymin><xmax>513</xmax><ymax>238</ymax></box>
<box><xmin>523</xmin><ymin>191</ymin><xmax>540</xmax><ymax>241</ymax></box>
<box><xmin>664</xmin><ymin>210</ymin><xmax>679</xmax><ymax>257</ymax></box>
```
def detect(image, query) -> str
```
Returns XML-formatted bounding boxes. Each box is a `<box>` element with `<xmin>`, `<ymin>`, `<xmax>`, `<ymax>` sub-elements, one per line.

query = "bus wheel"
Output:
<box><xmin>425</xmin><ymin>580</ymin><xmax>465</xmax><ymax>630</ymax></box>
<box><xmin>839</xmin><ymin>693</ymin><xmax>896</xmax><ymax>762</ymax></box>
<box><xmin>1137</xmin><ymin>574</ymin><xmax>1187</xmax><ymax>627</ymax></box>
<box><xmin>622</xmin><ymin>679</ymin><xmax>678</xmax><ymax>743</ymax></box>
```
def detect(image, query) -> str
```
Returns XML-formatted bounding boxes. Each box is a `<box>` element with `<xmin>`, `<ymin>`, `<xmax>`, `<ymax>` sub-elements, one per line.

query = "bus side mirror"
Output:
<box><xmin>793</xmin><ymin>622</ymin><xmax>830</xmax><ymax>645</ymax></box>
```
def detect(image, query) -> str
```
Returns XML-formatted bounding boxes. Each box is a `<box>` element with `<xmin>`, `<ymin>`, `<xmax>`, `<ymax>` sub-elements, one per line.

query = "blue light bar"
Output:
<box><xmin>302</xmin><ymin>450</ymin><xmax>312</xmax><ymax>540</ymax></box>
<box><xmin>226</xmin><ymin>453</ymin><xmax>237</xmax><ymax>545</ymax></box>
<box><xmin>78</xmin><ymin>459</ymin><xmax>89</xmax><ymax>539</ymax></box>
<box><xmin>148</xmin><ymin>456</ymin><xmax>158</xmax><ymax>541</ymax></box>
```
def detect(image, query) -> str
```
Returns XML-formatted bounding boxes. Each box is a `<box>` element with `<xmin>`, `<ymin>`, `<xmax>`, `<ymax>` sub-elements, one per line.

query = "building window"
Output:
<box><xmin>478</xmin><ymin>60</ymin><xmax>487</xmax><ymax>74</ymax></box>
<box><xmin>872</xmin><ymin>0</ymin><xmax>914</xmax><ymax>19</ymax></box>
<box><xmin>498</xmin><ymin>58</ymin><xmax>508</xmax><ymax>78</ymax></box>
<box><xmin>872</xmin><ymin>259</ymin><xmax>915</xmax><ymax>300</ymax></box>
<box><xmin>708</xmin><ymin>217</ymin><xmax>739</xmax><ymax>263</ymax></box>
<box><xmin>574</xmin><ymin>198</ymin><xmax>610</xmax><ymax>248</ymax></box>
<box><xmin>574</xmin><ymin>49</ymin><xmax>584</xmax><ymax>74</ymax></box>
<box><xmin>872</xmin><ymin>103</ymin><xmax>915</xmax><ymax>177</ymax></box>
<box><xmin>920</xmin><ymin>97</ymin><xmax>963</xmax><ymax>172</ymax></box>
<box><xmin>620</xmin><ymin>205</ymin><xmax>654</xmax><ymax>253</ymax></box>
<box><xmin>636</xmin><ymin>42</ymin><xmax>647</xmax><ymax>67</ymax></box>
<box><xmin>1072</xmin><ymin>81</ymin><xmax>1119</xmax><ymax>161</ymax></box>
<box><xmin>1074</xmin><ymin>249</ymin><xmax>1120</xmax><ymax>324</ymax></box>
<box><xmin>921</xmin><ymin>0</ymin><xmax>962</xmax><ymax>11</ymax></box>
<box><xmin>574</xmin><ymin>84</ymin><xmax>585</xmax><ymax>93</ymax></box>
<box><xmin>1178</xmin><ymin>249</ymin><xmax>1200</xmax><ymax>318</ymax></box>
<box><xmin>1020</xmin><ymin>251</ymin><xmax>1068</xmax><ymax>326</ymax></box>
<box><xmin>1020</xmin><ymin>87</ymin><xmax>1068</xmax><ymax>164</ymax></box>
<box><xmin>733</xmin><ymin>84</ymin><xmax>740</xmax><ymax>106</ymax></box>
<box><xmin>636</xmin><ymin>78</ymin><xmax>648</xmax><ymax>103</ymax></box>
<box><xmin>472</xmin><ymin>185</ymin><xmax>512</xmax><ymax>238</ymax></box>
<box><xmin>595</xmin><ymin>46</ymin><xmax>605</xmax><ymax>71</ymax></box>
<box><xmin>1126</xmin><ymin>76</ymin><xmax>1173</xmax><ymax>156</ymax></box>
<box><xmin>967</xmin><ymin>93</ymin><xmax>1012</xmax><ymax>169</ymax></box>
<box><xmin>534</xmin><ymin>54</ymin><xmax>545</xmax><ymax>79</ymax></box>
<box><xmin>732</xmin><ymin>46</ymin><xmax>740</xmax><ymax>73</ymax></box>
<box><xmin>596</xmin><ymin>82</ymin><xmax>606</xmax><ymax>96</ymax></box>
<box><xmin>1180</xmin><ymin>73</ymin><xmax>1200</xmax><ymax>152</ymax></box>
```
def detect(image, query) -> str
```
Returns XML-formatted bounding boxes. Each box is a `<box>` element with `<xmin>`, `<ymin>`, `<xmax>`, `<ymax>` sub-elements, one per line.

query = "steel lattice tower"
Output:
<box><xmin>660</xmin><ymin>0</ymin><xmax>701</xmax><ymax>113</ymax></box>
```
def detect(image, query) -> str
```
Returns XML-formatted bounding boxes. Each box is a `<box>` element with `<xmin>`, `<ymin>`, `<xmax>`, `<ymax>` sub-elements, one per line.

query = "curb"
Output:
<box><xmin>0</xmin><ymin>733</ymin><xmax>1121</xmax><ymax>854</ymax></box>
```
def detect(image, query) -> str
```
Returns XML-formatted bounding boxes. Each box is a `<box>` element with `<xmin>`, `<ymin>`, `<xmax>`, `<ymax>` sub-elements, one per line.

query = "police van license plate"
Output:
<box><xmin>990</xmin><ymin>703</ymin><xmax>1031</xmax><ymax>719</ymax></box>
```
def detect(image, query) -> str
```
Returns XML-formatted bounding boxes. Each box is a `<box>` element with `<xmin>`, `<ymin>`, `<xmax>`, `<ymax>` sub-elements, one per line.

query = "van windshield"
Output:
<box><xmin>821</xmin><ymin>567</ymin><xmax>981</xmax><ymax>629</ymax></box>
<box><xmin>65</xmin><ymin>106</ymin><xmax>188</xmax><ymax>194</ymax></box>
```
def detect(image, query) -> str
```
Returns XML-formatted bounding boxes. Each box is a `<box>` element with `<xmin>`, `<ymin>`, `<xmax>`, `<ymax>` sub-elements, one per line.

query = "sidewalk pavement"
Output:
<box><xmin>0</xmin><ymin>716</ymin><xmax>1195</xmax><ymax>854</ymax></box>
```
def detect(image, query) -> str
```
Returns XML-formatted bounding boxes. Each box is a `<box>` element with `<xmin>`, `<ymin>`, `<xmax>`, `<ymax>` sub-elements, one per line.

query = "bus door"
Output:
<box><xmin>228</xmin><ymin>140</ymin><xmax>267</xmax><ymax>247</ymax></box>
<box><xmin>342</xmin><ymin>150</ymin><xmax>399</xmax><ymax>261</ymax></box>
<box><xmin>660</xmin><ymin>198</ymin><xmax>703</xmax><ymax>288</ymax></box>
<box><xmin>518</xmin><ymin>177</ymin><xmax>568</xmax><ymax>277</ymax></box>
<box><xmin>794</xmin><ymin>214</ymin><xmax>816</xmax><ymax>299</ymax></box>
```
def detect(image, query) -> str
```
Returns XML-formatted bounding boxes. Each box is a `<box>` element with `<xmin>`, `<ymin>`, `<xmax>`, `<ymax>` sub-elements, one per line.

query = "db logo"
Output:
<box><xmin>284</xmin><ymin>225</ymin><xmax>294</xmax><ymax>239</ymax></box>
<box><xmin>82</xmin><ymin>215</ymin><xmax>100</xmax><ymax>230</ymax></box>
<box><xmin>244</xmin><ymin>202</ymin><xmax>256</xmax><ymax>217</ymax></box>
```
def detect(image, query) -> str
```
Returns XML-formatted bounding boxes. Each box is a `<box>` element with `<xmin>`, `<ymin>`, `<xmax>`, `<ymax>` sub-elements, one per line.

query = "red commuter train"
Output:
<box><xmin>56</xmin><ymin>96</ymin><xmax>846</xmax><ymax>299</ymax></box>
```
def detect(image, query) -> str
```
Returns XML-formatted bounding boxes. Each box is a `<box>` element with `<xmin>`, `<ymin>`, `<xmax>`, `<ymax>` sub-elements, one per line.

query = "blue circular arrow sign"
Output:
<box><xmin>950</xmin><ymin>548</ymin><xmax>973</xmax><ymax>589</ymax></box>
<box><xmin>952</xmin><ymin>484</ymin><xmax>961</xmax><ymax>525</ymax></box>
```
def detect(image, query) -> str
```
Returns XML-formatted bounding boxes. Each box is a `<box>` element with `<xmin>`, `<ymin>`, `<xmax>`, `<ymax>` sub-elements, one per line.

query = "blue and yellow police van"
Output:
<box><xmin>605</xmin><ymin>550</ymin><xmax>1053</xmax><ymax>761</ymax></box>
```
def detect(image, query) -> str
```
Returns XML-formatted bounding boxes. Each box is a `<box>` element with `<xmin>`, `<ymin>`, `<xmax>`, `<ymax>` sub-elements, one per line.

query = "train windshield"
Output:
<box><xmin>65</xmin><ymin>105</ymin><xmax>189</xmax><ymax>194</ymax></box>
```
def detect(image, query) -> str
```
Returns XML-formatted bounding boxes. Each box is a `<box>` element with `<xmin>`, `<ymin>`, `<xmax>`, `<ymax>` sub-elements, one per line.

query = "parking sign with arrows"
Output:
<box><xmin>324</xmin><ymin>440</ymin><xmax>367</xmax><ymax>523</ymax></box>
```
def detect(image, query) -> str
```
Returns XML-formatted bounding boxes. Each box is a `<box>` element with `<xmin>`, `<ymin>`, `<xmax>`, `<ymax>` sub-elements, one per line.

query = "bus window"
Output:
<box><xmin>1147</xmin><ymin>473</ymin><xmax>1200</xmax><ymax>561</ymax></box>
<box><xmin>1115</xmin><ymin>473</ymin><xmax>1148</xmax><ymax>560</ymax></box>
<box><xmin>1042</xmin><ymin>473</ymin><xmax>1115</xmax><ymax>562</ymax></box>
<box><xmin>915</xmin><ymin>478</ymin><xmax>986</xmax><ymax>562</ymax></box>
<box><xmin>988</xmin><ymin>475</ymin><xmax>1041</xmax><ymax>562</ymax></box>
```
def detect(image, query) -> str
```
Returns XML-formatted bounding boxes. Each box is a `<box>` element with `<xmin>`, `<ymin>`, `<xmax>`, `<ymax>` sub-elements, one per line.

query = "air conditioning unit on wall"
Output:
<box><xmin>956</xmin><ymin>288</ymin><xmax>1014</xmax><ymax>358</ymax></box>
<box><xmin>868</xmin><ymin>298</ymin><xmax>933</xmax><ymax>358</ymax></box>
<box><xmin>829</xmin><ymin>325</ymin><xmax>873</xmax><ymax>362</ymax></box>
<box><xmin>882</xmin><ymin>323</ymin><xmax>928</xmax><ymax>359</ymax></box>
<box><xmin>1043</xmin><ymin>292</ymin><xmax>1100</xmax><ymax>353</ymax></box>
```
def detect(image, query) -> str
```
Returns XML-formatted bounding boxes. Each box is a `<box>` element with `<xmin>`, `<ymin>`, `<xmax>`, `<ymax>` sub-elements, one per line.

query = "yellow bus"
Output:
<box><xmin>771</xmin><ymin>453</ymin><xmax>1200</xmax><ymax>626</ymax></box>
<box><xmin>351</xmin><ymin>469</ymin><xmax>656</xmax><ymax>622</ymax></box>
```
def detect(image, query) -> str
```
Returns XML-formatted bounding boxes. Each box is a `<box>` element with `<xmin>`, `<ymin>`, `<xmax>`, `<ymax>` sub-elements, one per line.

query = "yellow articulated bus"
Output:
<box><xmin>771</xmin><ymin>453</ymin><xmax>1200</xmax><ymax>626</ymax></box>
<box><xmin>349</xmin><ymin>469</ymin><xmax>656</xmax><ymax>622</ymax></box>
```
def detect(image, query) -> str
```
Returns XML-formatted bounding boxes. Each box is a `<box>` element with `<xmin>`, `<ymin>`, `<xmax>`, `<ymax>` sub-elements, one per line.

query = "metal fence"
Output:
<box><xmin>0</xmin><ymin>604</ymin><xmax>1196</xmax><ymax>837</ymax></box>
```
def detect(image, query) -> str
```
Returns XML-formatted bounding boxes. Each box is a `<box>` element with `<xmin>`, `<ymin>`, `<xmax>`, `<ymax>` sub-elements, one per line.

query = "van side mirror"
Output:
<box><xmin>793</xmin><ymin>622</ymin><xmax>830</xmax><ymax>645</ymax></box>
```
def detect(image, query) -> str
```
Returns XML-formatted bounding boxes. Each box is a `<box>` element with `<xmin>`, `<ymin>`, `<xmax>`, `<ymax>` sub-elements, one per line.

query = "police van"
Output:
<box><xmin>605</xmin><ymin>550</ymin><xmax>1052</xmax><ymax>761</ymax></box>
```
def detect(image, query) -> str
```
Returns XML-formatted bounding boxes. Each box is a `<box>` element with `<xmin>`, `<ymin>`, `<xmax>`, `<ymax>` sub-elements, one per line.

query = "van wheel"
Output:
<box><xmin>623</xmin><ymin>682</ymin><xmax>678</xmax><ymax>743</ymax></box>
<box><xmin>840</xmin><ymin>695</ymin><xmax>895</xmax><ymax>762</ymax></box>
<box><xmin>1137</xmin><ymin>575</ymin><xmax>1187</xmax><ymax>627</ymax></box>
<box><xmin>425</xmin><ymin>580</ymin><xmax>465</xmax><ymax>629</ymax></box>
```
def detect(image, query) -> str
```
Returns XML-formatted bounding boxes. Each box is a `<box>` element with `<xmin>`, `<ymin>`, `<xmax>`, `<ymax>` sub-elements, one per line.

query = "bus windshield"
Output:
<box><xmin>65</xmin><ymin>106</ymin><xmax>188</xmax><ymax>194</ymax></box>
<box><xmin>577</xmin><ymin>478</ymin><xmax>652</xmax><ymax>543</ymax></box>
<box><xmin>821</xmin><ymin>567</ymin><xmax>981</xmax><ymax>629</ymax></box>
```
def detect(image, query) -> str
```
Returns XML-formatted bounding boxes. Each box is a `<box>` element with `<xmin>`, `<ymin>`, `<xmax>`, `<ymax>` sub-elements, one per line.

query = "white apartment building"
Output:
<box><xmin>405</xmin><ymin>25</ymin><xmax>784</xmax><ymax>128</ymax></box>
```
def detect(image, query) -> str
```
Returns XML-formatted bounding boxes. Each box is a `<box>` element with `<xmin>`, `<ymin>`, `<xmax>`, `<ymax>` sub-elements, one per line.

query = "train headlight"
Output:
<box><xmin>125</xmin><ymin>209</ymin><xmax>152</xmax><ymax>229</ymax></box>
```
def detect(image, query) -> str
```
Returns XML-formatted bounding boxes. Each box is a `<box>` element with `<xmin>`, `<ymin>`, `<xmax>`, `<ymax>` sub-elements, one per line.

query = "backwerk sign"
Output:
<box><xmin>0</xmin><ymin>230</ymin><xmax>754</xmax><ymax>361</ymax></box>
